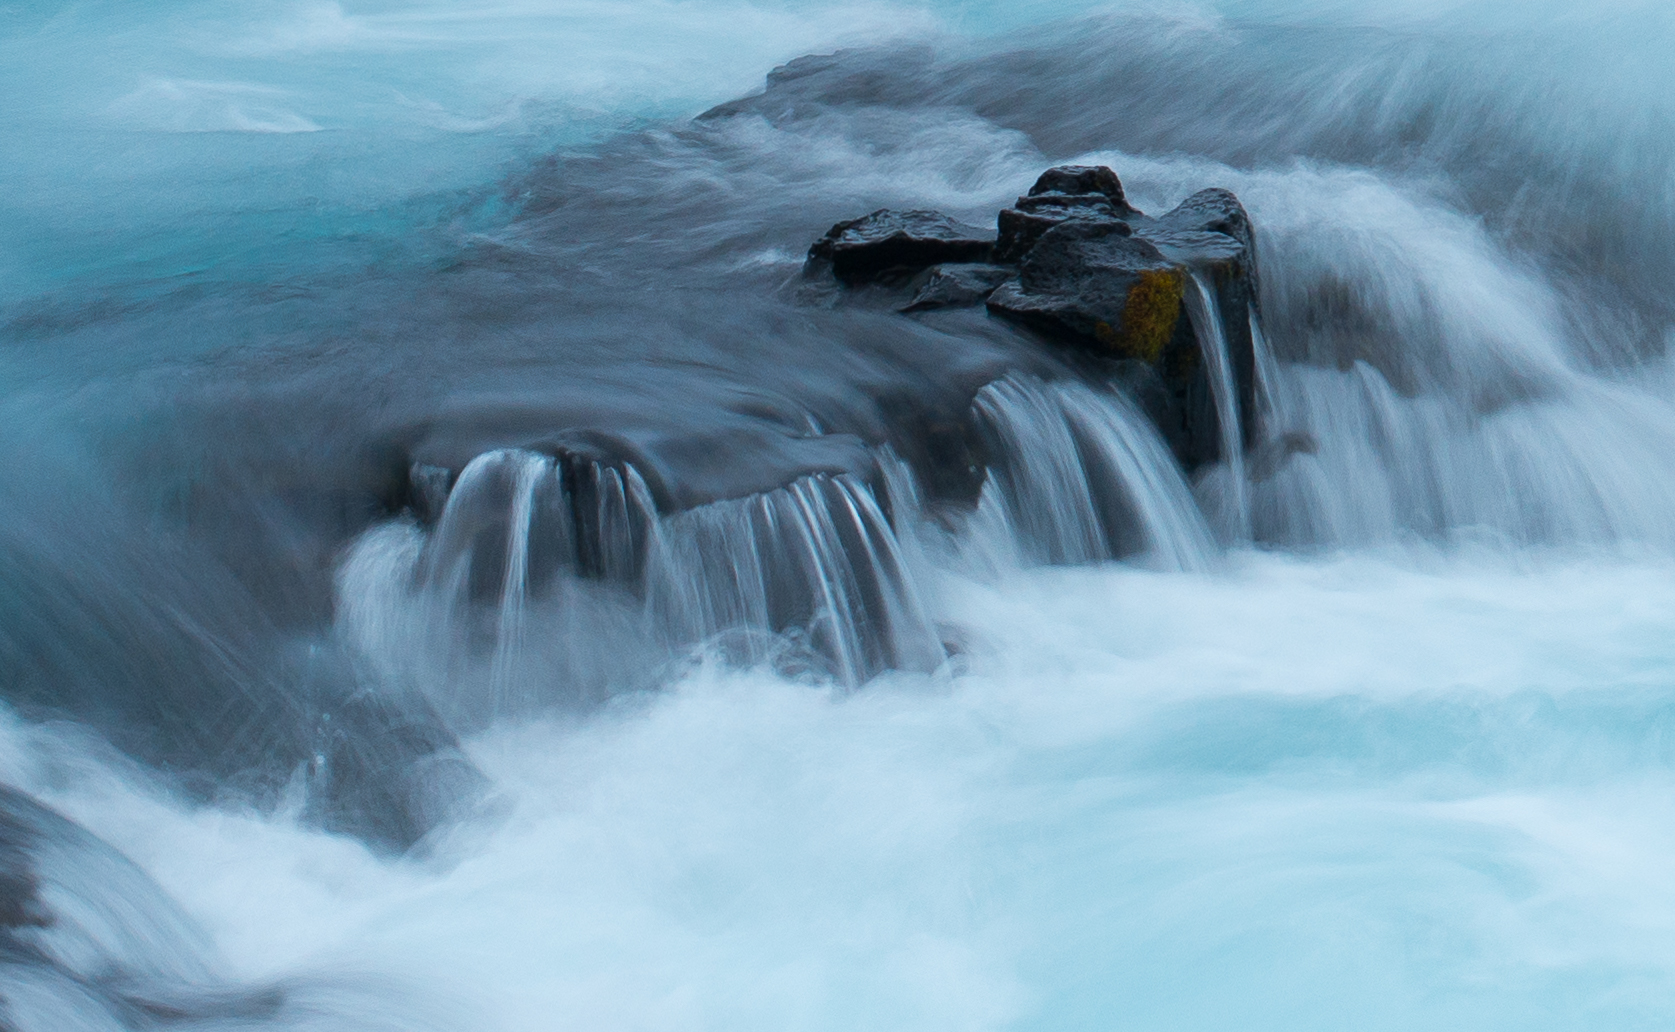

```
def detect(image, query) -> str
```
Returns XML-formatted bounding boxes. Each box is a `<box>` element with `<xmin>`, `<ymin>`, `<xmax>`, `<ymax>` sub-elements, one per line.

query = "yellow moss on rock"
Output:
<box><xmin>1093</xmin><ymin>268</ymin><xmax>1184</xmax><ymax>363</ymax></box>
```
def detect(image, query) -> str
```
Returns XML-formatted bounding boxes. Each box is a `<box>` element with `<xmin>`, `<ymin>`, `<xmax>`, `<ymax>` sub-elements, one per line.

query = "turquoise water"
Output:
<box><xmin>7</xmin><ymin>1</ymin><xmax>1675</xmax><ymax>1029</ymax></box>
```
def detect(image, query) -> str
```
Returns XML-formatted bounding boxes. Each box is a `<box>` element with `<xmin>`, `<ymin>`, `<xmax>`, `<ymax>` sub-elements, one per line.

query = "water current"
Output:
<box><xmin>5</xmin><ymin>1</ymin><xmax>1675</xmax><ymax>1029</ymax></box>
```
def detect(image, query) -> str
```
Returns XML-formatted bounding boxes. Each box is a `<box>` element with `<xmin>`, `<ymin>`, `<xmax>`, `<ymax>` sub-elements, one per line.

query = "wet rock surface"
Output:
<box><xmin>901</xmin><ymin>263</ymin><xmax>1014</xmax><ymax>312</ymax></box>
<box><xmin>806</xmin><ymin>165</ymin><xmax>1263</xmax><ymax>469</ymax></box>
<box><xmin>807</xmin><ymin>209</ymin><xmax>994</xmax><ymax>284</ymax></box>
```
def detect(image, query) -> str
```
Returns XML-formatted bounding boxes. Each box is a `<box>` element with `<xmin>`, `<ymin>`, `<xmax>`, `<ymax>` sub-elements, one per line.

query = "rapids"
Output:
<box><xmin>5</xmin><ymin>1</ymin><xmax>1675</xmax><ymax>1029</ymax></box>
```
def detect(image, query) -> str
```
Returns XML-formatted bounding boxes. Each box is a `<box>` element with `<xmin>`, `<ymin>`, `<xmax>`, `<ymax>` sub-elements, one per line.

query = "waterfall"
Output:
<box><xmin>1250</xmin><ymin>304</ymin><xmax>1283</xmax><ymax>432</ymax></box>
<box><xmin>1183</xmin><ymin>271</ymin><xmax>1250</xmax><ymax>542</ymax></box>
<box><xmin>647</xmin><ymin>472</ymin><xmax>944</xmax><ymax>685</ymax></box>
<box><xmin>345</xmin><ymin>450</ymin><xmax>946</xmax><ymax>706</ymax></box>
<box><xmin>970</xmin><ymin>375</ymin><xmax>1215</xmax><ymax>571</ymax></box>
<box><xmin>1248</xmin><ymin>360</ymin><xmax>1675</xmax><ymax>550</ymax></box>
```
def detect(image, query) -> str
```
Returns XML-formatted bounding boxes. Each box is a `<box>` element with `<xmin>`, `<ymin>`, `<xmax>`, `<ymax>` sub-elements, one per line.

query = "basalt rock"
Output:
<box><xmin>901</xmin><ymin>263</ymin><xmax>1014</xmax><ymax>311</ymax></box>
<box><xmin>806</xmin><ymin>165</ymin><xmax>1263</xmax><ymax>469</ymax></box>
<box><xmin>807</xmin><ymin>209</ymin><xmax>994</xmax><ymax>284</ymax></box>
<box><xmin>993</xmin><ymin>164</ymin><xmax>1143</xmax><ymax>263</ymax></box>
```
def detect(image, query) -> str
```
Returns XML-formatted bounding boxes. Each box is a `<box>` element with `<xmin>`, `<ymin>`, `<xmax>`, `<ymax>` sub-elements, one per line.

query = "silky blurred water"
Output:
<box><xmin>6</xmin><ymin>0</ymin><xmax>1675</xmax><ymax>1029</ymax></box>
<box><xmin>11</xmin><ymin>548</ymin><xmax>1675</xmax><ymax>1030</ymax></box>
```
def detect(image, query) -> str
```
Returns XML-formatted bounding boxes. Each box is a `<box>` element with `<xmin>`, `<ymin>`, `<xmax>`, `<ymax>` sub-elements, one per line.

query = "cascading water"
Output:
<box><xmin>1182</xmin><ymin>270</ymin><xmax>1251</xmax><ymax>542</ymax></box>
<box><xmin>648</xmin><ymin>472</ymin><xmax>944</xmax><ymax>684</ymax></box>
<box><xmin>969</xmin><ymin>375</ymin><xmax>1215</xmax><ymax>571</ymax></box>
<box><xmin>346</xmin><ymin>449</ymin><xmax>947</xmax><ymax>710</ymax></box>
<box><xmin>9</xmin><ymin>2</ymin><xmax>1675</xmax><ymax>1031</ymax></box>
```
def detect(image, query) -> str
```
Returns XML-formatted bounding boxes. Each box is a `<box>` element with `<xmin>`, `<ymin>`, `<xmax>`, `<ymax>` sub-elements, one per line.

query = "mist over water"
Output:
<box><xmin>6</xmin><ymin>0</ymin><xmax>1675</xmax><ymax>1029</ymax></box>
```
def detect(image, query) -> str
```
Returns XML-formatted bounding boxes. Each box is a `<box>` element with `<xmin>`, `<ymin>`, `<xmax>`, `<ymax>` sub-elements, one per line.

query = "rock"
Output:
<box><xmin>807</xmin><ymin>209</ymin><xmax>994</xmax><ymax>284</ymax></box>
<box><xmin>995</xmin><ymin>204</ymin><xmax>1129</xmax><ymax>264</ymax></box>
<box><xmin>901</xmin><ymin>263</ymin><xmax>1014</xmax><ymax>311</ymax></box>
<box><xmin>987</xmin><ymin>221</ymin><xmax>1185</xmax><ymax>359</ymax></box>
<box><xmin>992</xmin><ymin>164</ymin><xmax>1143</xmax><ymax>262</ymax></box>
<box><xmin>1136</xmin><ymin>188</ymin><xmax>1264</xmax><ymax>456</ymax></box>
<box><xmin>1149</xmin><ymin>188</ymin><xmax>1255</xmax><ymax>269</ymax></box>
<box><xmin>1026</xmin><ymin>165</ymin><xmax>1143</xmax><ymax>215</ymax></box>
<box><xmin>985</xmin><ymin>173</ymin><xmax>1263</xmax><ymax>468</ymax></box>
<box><xmin>806</xmin><ymin>166</ymin><xmax>1264</xmax><ymax>470</ymax></box>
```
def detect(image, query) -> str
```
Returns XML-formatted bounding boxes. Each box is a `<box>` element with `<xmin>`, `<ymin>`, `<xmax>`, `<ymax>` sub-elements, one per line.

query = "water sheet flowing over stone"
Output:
<box><xmin>970</xmin><ymin>375</ymin><xmax>1215</xmax><ymax>570</ymax></box>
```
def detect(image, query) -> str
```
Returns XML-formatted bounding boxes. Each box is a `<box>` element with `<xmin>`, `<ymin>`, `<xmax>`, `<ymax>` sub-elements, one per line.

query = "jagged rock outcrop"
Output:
<box><xmin>805</xmin><ymin>165</ymin><xmax>1263</xmax><ymax>469</ymax></box>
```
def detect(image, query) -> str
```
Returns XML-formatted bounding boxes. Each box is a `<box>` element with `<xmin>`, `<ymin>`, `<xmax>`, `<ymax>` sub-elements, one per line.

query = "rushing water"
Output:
<box><xmin>6</xmin><ymin>1</ymin><xmax>1675</xmax><ymax>1029</ymax></box>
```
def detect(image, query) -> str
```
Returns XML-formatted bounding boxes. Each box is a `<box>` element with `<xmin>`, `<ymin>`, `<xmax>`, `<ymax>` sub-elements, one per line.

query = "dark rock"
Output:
<box><xmin>988</xmin><ymin>221</ymin><xmax>1185</xmax><ymax>362</ymax></box>
<box><xmin>1137</xmin><ymin>188</ymin><xmax>1264</xmax><ymax>454</ymax></box>
<box><xmin>1026</xmin><ymin>165</ymin><xmax>1142</xmax><ymax>215</ymax></box>
<box><xmin>991</xmin><ymin>164</ymin><xmax>1146</xmax><ymax>263</ymax></box>
<box><xmin>807</xmin><ymin>209</ymin><xmax>994</xmax><ymax>284</ymax></box>
<box><xmin>1149</xmin><ymin>189</ymin><xmax>1256</xmax><ymax>272</ymax></box>
<box><xmin>805</xmin><ymin>165</ymin><xmax>1264</xmax><ymax>470</ymax></box>
<box><xmin>995</xmin><ymin>204</ymin><xmax>1129</xmax><ymax>264</ymax></box>
<box><xmin>985</xmin><ymin>174</ymin><xmax>1264</xmax><ymax>468</ymax></box>
<box><xmin>901</xmin><ymin>263</ymin><xmax>1014</xmax><ymax>312</ymax></box>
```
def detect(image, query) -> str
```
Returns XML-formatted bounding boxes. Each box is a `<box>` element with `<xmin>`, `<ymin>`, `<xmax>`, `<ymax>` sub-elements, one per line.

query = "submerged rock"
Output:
<box><xmin>807</xmin><ymin>209</ymin><xmax>994</xmax><ymax>284</ymax></box>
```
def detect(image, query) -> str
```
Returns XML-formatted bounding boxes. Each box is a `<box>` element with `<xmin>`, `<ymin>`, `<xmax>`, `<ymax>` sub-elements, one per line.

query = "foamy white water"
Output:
<box><xmin>8</xmin><ymin>548</ymin><xmax>1675</xmax><ymax>1030</ymax></box>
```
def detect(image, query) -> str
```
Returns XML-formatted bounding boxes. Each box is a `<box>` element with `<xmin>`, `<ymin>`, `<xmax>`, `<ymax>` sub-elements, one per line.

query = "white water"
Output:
<box><xmin>968</xmin><ymin>376</ymin><xmax>1215</xmax><ymax>571</ymax></box>
<box><xmin>13</xmin><ymin>547</ymin><xmax>1675</xmax><ymax>1030</ymax></box>
<box><xmin>1182</xmin><ymin>271</ymin><xmax>1251</xmax><ymax>543</ymax></box>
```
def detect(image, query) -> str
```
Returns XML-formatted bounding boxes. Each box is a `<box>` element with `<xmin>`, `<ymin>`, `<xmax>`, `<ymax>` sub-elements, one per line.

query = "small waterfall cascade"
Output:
<box><xmin>1249</xmin><ymin>304</ymin><xmax>1284</xmax><ymax>431</ymax></box>
<box><xmin>646</xmin><ymin>472</ymin><xmax>944</xmax><ymax>685</ymax></box>
<box><xmin>420</xmin><ymin>448</ymin><xmax>657</xmax><ymax>620</ymax></box>
<box><xmin>970</xmin><ymin>375</ymin><xmax>1215</xmax><ymax>571</ymax></box>
<box><xmin>1246</xmin><ymin>359</ymin><xmax>1675</xmax><ymax>550</ymax></box>
<box><xmin>392</xmin><ymin>447</ymin><xmax>661</xmax><ymax>721</ymax></box>
<box><xmin>1183</xmin><ymin>271</ymin><xmax>1250</xmax><ymax>542</ymax></box>
<box><xmin>344</xmin><ymin>448</ymin><xmax>946</xmax><ymax>711</ymax></box>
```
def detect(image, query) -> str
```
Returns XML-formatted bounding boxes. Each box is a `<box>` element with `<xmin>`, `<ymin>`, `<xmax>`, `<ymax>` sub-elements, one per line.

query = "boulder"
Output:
<box><xmin>807</xmin><ymin>209</ymin><xmax>994</xmax><ymax>284</ymax></box>
<box><xmin>993</xmin><ymin>164</ymin><xmax>1142</xmax><ymax>262</ymax></box>
<box><xmin>805</xmin><ymin>166</ymin><xmax>1264</xmax><ymax>469</ymax></box>
<box><xmin>901</xmin><ymin>262</ymin><xmax>1014</xmax><ymax>311</ymax></box>
<box><xmin>985</xmin><ymin>172</ymin><xmax>1263</xmax><ymax>467</ymax></box>
<box><xmin>986</xmin><ymin>221</ymin><xmax>1185</xmax><ymax>363</ymax></box>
